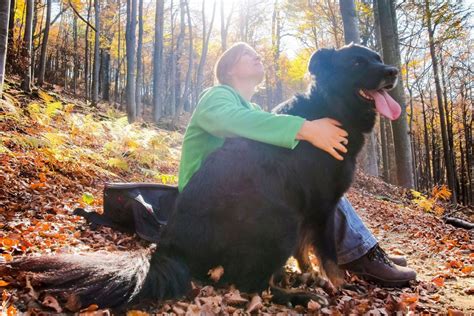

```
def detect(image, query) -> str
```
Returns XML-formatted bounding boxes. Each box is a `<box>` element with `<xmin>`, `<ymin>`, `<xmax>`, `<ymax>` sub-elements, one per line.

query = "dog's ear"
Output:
<box><xmin>308</xmin><ymin>48</ymin><xmax>336</xmax><ymax>76</ymax></box>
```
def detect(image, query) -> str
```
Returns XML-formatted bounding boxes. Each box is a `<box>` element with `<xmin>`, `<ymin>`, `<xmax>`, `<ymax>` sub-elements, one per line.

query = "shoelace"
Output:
<box><xmin>367</xmin><ymin>245</ymin><xmax>394</xmax><ymax>266</ymax></box>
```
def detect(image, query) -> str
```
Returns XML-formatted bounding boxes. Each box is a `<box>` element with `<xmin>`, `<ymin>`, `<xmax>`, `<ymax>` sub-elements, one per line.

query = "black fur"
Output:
<box><xmin>2</xmin><ymin>44</ymin><xmax>399</xmax><ymax>309</ymax></box>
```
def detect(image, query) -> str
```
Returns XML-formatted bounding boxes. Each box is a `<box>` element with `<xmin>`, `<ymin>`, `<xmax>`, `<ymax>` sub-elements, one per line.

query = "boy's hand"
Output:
<box><xmin>296</xmin><ymin>118</ymin><xmax>349</xmax><ymax>160</ymax></box>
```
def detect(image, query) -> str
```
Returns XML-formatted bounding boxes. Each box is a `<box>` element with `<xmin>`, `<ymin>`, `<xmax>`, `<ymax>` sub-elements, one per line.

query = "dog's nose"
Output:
<box><xmin>385</xmin><ymin>67</ymin><xmax>399</xmax><ymax>76</ymax></box>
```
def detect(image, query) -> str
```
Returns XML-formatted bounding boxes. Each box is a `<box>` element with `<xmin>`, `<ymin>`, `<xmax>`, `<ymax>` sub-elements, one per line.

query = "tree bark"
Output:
<box><xmin>196</xmin><ymin>0</ymin><xmax>216</xmax><ymax>99</ymax></box>
<box><xmin>21</xmin><ymin>0</ymin><xmax>34</xmax><ymax>92</ymax></box>
<box><xmin>340</xmin><ymin>0</ymin><xmax>360</xmax><ymax>44</ymax></box>
<box><xmin>376</xmin><ymin>0</ymin><xmax>414</xmax><ymax>188</ymax></box>
<box><xmin>152</xmin><ymin>0</ymin><xmax>164</xmax><ymax>121</ymax></box>
<box><xmin>180</xmin><ymin>0</ymin><xmax>193</xmax><ymax>113</ymax></box>
<box><xmin>135</xmin><ymin>0</ymin><xmax>143</xmax><ymax>117</ymax></box>
<box><xmin>102</xmin><ymin>50</ymin><xmax>110</xmax><ymax>101</ymax></box>
<box><xmin>37</xmin><ymin>0</ymin><xmax>52</xmax><ymax>86</ymax></box>
<box><xmin>91</xmin><ymin>0</ymin><xmax>100</xmax><ymax>106</ymax></box>
<box><xmin>0</xmin><ymin>0</ymin><xmax>11</xmax><ymax>97</ymax></box>
<box><xmin>126</xmin><ymin>0</ymin><xmax>137</xmax><ymax>122</ymax></box>
<box><xmin>72</xmin><ymin>15</ymin><xmax>78</xmax><ymax>94</ymax></box>
<box><xmin>84</xmin><ymin>0</ymin><xmax>92</xmax><ymax>100</ymax></box>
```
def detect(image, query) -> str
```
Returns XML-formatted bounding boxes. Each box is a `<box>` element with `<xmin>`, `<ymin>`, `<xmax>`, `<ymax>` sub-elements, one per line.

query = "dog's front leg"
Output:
<box><xmin>310</xmin><ymin>210</ymin><xmax>346</xmax><ymax>290</ymax></box>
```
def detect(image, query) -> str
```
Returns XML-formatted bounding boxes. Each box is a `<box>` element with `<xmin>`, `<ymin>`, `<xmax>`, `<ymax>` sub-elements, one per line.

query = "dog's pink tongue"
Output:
<box><xmin>366</xmin><ymin>90</ymin><xmax>401</xmax><ymax>120</ymax></box>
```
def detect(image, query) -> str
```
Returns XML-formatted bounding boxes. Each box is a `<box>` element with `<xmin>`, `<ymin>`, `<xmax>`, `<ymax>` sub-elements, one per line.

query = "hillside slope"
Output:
<box><xmin>0</xmin><ymin>83</ymin><xmax>472</xmax><ymax>314</ymax></box>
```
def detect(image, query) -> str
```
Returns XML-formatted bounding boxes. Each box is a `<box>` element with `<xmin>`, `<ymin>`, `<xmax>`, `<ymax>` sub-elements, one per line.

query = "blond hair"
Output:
<box><xmin>214</xmin><ymin>42</ymin><xmax>254</xmax><ymax>85</ymax></box>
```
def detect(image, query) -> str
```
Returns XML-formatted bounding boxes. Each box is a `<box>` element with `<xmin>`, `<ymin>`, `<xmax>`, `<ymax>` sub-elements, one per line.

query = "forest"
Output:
<box><xmin>0</xmin><ymin>0</ymin><xmax>473</xmax><ymax>314</ymax></box>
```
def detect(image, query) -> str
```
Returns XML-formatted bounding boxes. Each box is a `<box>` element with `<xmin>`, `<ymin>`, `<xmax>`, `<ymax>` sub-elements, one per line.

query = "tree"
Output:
<box><xmin>92</xmin><ymin>0</ymin><xmax>100</xmax><ymax>106</ymax></box>
<box><xmin>21</xmin><ymin>0</ymin><xmax>34</xmax><ymax>92</ymax></box>
<box><xmin>37</xmin><ymin>0</ymin><xmax>52</xmax><ymax>86</ymax></box>
<box><xmin>152</xmin><ymin>0</ymin><xmax>164</xmax><ymax>122</ymax></box>
<box><xmin>376</xmin><ymin>0</ymin><xmax>414</xmax><ymax>188</ymax></box>
<box><xmin>126</xmin><ymin>0</ymin><xmax>137</xmax><ymax>122</ymax></box>
<box><xmin>135</xmin><ymin>0</ymin><xmax>143</xmax><ymax>117</ymax></box>
<box><xmin>220</xmin><ymin>0</ymin><xmax>232</xmax><ymax>52</ymax></box>
<box><xmin>0</xmin><ymin>0</ymin><xmax>11</xmax><ymax>97</ymax></box>
<box><xmin>195</xmin><ymin>0</ymin><xmax>216</xmax><ymax>99</ymax></box>
<box><xmin>340</xmin><ymin>0</ymin><xmax>378</xmax><ymax>177</ymax></box>
<box><xmin>421</xmin><ymin>0</ymin><xmax>461</xmax><ymax>203</ymax></box>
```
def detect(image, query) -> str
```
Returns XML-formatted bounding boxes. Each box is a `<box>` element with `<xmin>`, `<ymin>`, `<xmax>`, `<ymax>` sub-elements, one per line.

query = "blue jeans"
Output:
<box><xmin>334</xmin><ymin>195</ymin><xmax>378</xmax><ymax>265</ymax></box>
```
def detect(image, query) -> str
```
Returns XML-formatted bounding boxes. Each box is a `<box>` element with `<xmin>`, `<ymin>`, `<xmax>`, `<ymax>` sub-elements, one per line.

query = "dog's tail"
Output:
<box><xmin>1</xmin><ymin>248</ymin><xmax>191</xmax><ymax>309</ymax></box>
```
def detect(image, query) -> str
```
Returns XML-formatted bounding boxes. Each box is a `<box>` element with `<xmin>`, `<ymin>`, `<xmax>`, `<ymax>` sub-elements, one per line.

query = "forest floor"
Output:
<box><xmin>0</xmin><ymin>81</ymin><xmax>472</xmax><ymax>315</ymax></box>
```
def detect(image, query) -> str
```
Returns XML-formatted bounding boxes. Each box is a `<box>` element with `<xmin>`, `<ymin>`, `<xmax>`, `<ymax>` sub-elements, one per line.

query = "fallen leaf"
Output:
<box><xmin>42</xmin><ymin>295</ymin><xmax>62</xmax><ymax>313</ymax></box>
<box><xmin>223</xmin><ymin>290</ymin><xmax>249</xmax><ymax>306</ymax></box>
<box><xmin>0</xmin><ymin>280</ymin><xmax>9</xmax><ymax>287</ymax></box>
<box><xmin>432</xmin><ymin>276</ymin><xmax>445</xmax><ymax>287</ymax></box>
<box><xmin>246</xmin><ymin>295</ymin><xmax>263</xmax><ymax>313</ymax></box>
<box><xmin>207</xmin><ymin>265</ymin><xmax>224</xmax><ymax>283</ymax></box>
<box><xmin>464</xmin><ymin>287</ymin><xmax>474</xmax><ymax>295</ymax></box>
<box><xmin>307</xmin><ymin>299</ymin><xmax>321</xmax><ymax>311</ymax></box>
<box><xmin>81</xmin><ymin>304</ymin><xmax>99</xmax><ymax>312</ymax></box>
<box><xmin>448</xmin><ymin>260</ymin><xmax>463</xmax><ymax>269</ymax></box>
<box><xmin>461</xmin><ymin>266</ymin><xmax>473</xmax><ymax>274</ymax></box>
<box><xmin>448</xmin><ymin>309</ymin><xmax>464</xmax><ymax>316</ymax></box>
<box><xmin>39</xmin><ymin>172</ymin><xmax>47</xmax><ymax>182</ymax></box>
<box><xmin>126</xmin><ymin>311</ymin><xmax>150</xmax><ymax>316</ymax></box>
<box><xmin>6</xmin><ymin>305</ymin><xmax>17</xmax><ymax>316</ymax></box>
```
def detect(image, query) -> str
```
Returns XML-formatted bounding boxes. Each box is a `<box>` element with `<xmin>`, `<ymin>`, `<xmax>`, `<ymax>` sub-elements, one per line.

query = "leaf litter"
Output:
<box><xmin>0</xmin><ymin>82</ymin><xmax>472</xmax><ymax>314</ymax></box>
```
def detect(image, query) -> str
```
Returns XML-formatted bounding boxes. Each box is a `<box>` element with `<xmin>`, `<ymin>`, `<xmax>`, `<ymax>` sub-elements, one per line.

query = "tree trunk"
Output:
<box><xmin>73</xmin><ymin>15</ymin><xmax>78</xmax><ymax>94</ymax></box>
<box><xmin>340</xmin><ymin>0</ymin><xmax>378</xmax><ymax>177</ymax></box>
<box><xmin>126</xmin><ymin>0</ymin><xmax>137</xmax><ymax>122</ymax></box>
<box><xmin>196</xmin><ymin>0</ymin><xmax>216</xmax><ymax>99</ymax></box>
<box><xmin>37</xmin><ymin>0</ymin><xmax>52</xmax><ymax>86</ymax></box>
<box><xmin>102</xmin><ymin>50</ymin><xmax>110</xmax><ymax>101</ymax></box>
<box><xmin>135</xmin><ymin>0</ymin><xmax>143</xmax><ymax>117</ymax></box>
<box><xmin>21</xmin><ymin>0</ymin><xmax>34</xmax><ymax>92</ymax></box>
<box><xmin>152</xmin><ymin>0</ymin><xmax>164</xmax><ymax>122</ymax></box>
<box><xmin>424</xmin><ymin>0</ymin><xmax>457</xmax><ymax>202</ymax></box>
<box><xmin>271</xmin><ymin>0</ymin><xmax>283</xmax><ymax>107</ymax></box>
<box><xmin>0</xmin><ymin>0</ymin><xmax>11</xmax><ymax>97</ymax></box>
<box><xmin>84</xmin><ymin>0</ymin><xmax>92</xmax><ymax>100</ymax></box>
<box><xmin>339</xmin><ymin>0</ymin><xmax>360</xmax><ymax>44</ymax></box>
<box><xmin>376</xmin><ymin>0</ymin><xmax>414</xmax><ymax>188</ymax></box>
<box><xmin>115</xmin><ymin>0</ymin><xmax>122</xmax><ymax>105</ymax></box>
<box><xmin>180</xmin><ymin>0</ymin><xmax>193</xmax><ymax>113</ymax></box>
<box><xmin>220</xmin><ymin>0</ymin><xmax>232</xmax><ymax>52</ymax></box>
<box><xmin>91</xmin><ymin>0</ymin><xmax>100</xmax><ymax>106</ymax></box>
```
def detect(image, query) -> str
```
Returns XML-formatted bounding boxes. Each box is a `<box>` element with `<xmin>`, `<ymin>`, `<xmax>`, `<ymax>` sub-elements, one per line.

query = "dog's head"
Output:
<box><xmin>308</xmin><ymin>44</ymin><xmax>401</xmax><ymax>121</ymax></box>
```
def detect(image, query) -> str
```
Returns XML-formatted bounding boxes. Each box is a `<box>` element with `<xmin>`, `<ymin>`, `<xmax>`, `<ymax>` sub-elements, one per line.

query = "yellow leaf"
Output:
<box><xmin>82</xmin><ymin>192</ymin><xmax>95</xmax><ymax>205</ymax></box>
<box><xmin>0</xmin><ymin>280</ymin><xmax>9</xmax><ymax>287</ymax></box>
<box><xmin>410</xmin><ymin>189</ymin><xmax>422</xmax><ymax>198</ymax></box>
<box><xmin>107</xmin><ymin>158</ymin><xmax>129</xmax><ymax>171</ymax></box>
<box><xmin>208</xmin><ymin>265</ymin><xmax>224</xmax><ymax>282</ymax></box>
<box><xmin>38</xmin><ymin>89</ymin><xmax>55</xmax><ymax>103</ymax></box>
<box><xmin>45</xmin><ymin>102</ymin><xmax>63</xmax><ymax>116</ymax></box>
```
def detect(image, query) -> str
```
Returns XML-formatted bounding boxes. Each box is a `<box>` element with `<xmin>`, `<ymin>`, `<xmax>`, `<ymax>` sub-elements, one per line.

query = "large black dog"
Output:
<box><xmin>2</xmin><ymin>44</ymin><xmax>401</xmax><ymax>309</ymax></box>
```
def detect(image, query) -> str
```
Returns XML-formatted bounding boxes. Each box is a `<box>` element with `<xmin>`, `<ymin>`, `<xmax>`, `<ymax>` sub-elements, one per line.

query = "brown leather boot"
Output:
<box><xmin>340</xmin><ymin>245</ymin><xmax>416</xmax><ymax>287</ymax></box>
<box><xmin>388</xmin><ymin>255</ymin><xmax>407</xmax><ymax>267</ymax></box>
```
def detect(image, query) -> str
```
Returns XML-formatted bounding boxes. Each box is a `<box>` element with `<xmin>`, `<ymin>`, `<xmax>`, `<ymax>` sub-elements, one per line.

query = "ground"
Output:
<box><xmin>0</xmin><ymin>82</ymin><xmax>472</xmax><ymax>315</ymax></box>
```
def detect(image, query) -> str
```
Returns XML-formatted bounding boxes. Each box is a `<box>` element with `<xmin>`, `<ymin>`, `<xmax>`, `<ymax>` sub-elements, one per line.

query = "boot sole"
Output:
<box><xmin>355</xmin><ymin>272</ymin><xmax>413</xmax><ymax>288</ymax></box>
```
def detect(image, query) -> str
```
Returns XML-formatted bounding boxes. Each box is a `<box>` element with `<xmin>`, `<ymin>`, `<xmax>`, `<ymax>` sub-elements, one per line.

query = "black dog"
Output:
<box><xmin>2</xmin><ymin>44</ymin><xmax>401</xmax><ymax>309</ymax></box>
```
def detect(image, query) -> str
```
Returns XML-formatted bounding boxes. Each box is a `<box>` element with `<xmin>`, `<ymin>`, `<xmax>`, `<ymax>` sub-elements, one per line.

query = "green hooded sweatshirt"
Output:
<box><xmin>178</xmin><ymin>85</ymin><xmax>305</xmax><ymax>192</ymax></box>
